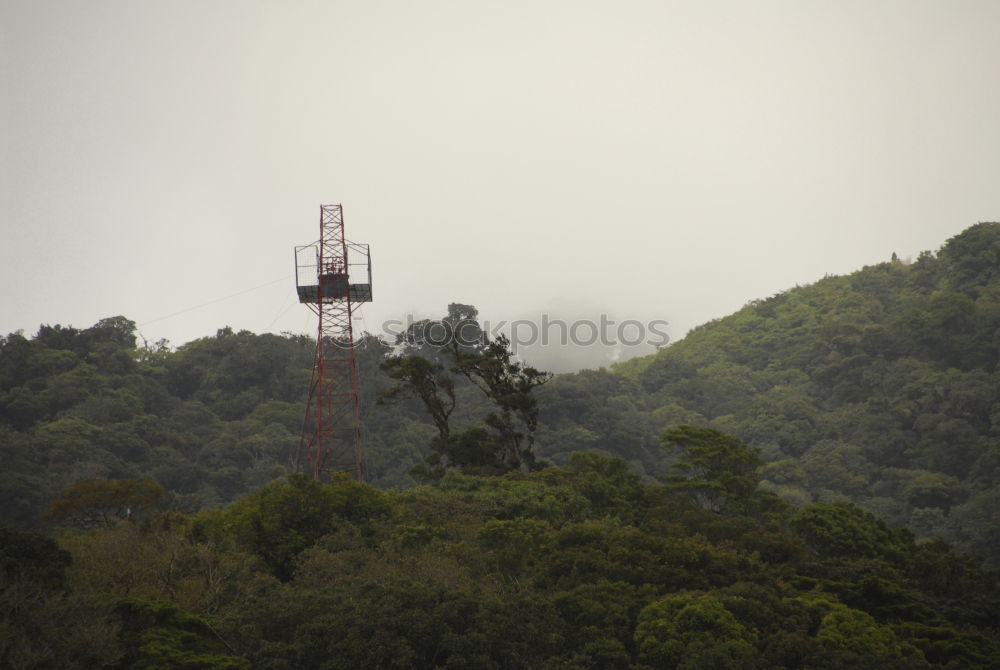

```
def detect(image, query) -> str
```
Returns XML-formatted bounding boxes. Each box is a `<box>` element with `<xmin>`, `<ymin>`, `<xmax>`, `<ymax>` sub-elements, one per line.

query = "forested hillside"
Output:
<box><xmin>0</xmin><ymin>319</ymin><xmax>315</xmax><ymax>528</ymax></box>
<box><xmin>0</xmin><ymin>312</ymin><xmax>526</xmax><ymax>529</ymax></box>
<box><xmin>4</xmin><ymin>440</ymin><xmax>1000</xmax><ymax>668</ymax></box>
<box><xmin>2</xmin><ymin>224</ymin><xmax>1000</xmax><ymax>564</ymax></box>
<box><xmin>2</xmin><ymin>223</ymin><xmax>1000</xmax><ymax>667</ymax></box>
<box><xmin>594</xmin><ymin>222</ymin><xmax>1000</xmax><ymax>567</ymax></box>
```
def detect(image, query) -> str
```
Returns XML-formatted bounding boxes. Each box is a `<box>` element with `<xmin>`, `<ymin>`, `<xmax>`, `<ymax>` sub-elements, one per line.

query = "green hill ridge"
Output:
<box><xmin>3</xmin><ymin>222</ymin><xmax>1000</xmax><ymax>668</ymax></box>
<box><xmin>571</xmin><ymin>222</ymin><xmax>1000</xmax><ymax>566</ymax></box>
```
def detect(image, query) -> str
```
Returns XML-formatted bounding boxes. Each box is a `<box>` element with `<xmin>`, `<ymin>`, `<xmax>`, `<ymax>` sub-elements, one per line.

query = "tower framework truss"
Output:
<box><xmin>295</xmin><ymin>204</ymin><xmax>372</xmax><ymax>481</ymax></box>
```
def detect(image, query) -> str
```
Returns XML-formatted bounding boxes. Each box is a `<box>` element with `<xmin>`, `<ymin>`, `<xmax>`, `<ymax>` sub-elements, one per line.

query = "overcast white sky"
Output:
<box><xmin>3</xmin><ymin>0</ymin><xmax>999</xmax><ymax>371</ymax></box>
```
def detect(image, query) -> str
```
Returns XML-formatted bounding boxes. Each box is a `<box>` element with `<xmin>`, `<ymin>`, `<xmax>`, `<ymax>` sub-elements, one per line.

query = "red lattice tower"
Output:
<box><xmin>294</xmin><ymin>204</ymin><xmax>372</xmax><ymax>481</ymax></box>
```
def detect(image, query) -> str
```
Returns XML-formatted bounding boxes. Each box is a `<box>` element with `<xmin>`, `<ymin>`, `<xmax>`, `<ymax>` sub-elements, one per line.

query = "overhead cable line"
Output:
<box><xmin>139</xmin><ymin>275</ymin><xmax>292</xmax><ymax>326</ymax></box>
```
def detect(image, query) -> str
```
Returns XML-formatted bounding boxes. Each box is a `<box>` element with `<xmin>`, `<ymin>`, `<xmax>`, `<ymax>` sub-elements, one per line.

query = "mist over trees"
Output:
<box><xmin>607</xmin><ymin>222</ymin><xmax>1000</xmax><ymax>568</ymax></box>
<box><xmin>381</xmin><ymin>303</ymin><xmax>552</xmax><ymax>478</ymax></box>
<box><xmin>2</xmin><ymin>223</ymin><xmax>1000</xmax><ymax>667</ymax></box>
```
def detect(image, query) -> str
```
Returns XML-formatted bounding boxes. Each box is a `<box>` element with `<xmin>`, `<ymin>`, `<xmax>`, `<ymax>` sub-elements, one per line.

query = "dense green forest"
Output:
<box><xmin>2</xmin><ymin>223</ymin><xmax>1000</xmax><ymax>667</ymax></box>
<box><xmin>605</xmin><ymin>222</ymin><xmax>1000</xmax><ymax>567</ymax></box>
<box><xmin>4</xmin><ymin>439</ymin><xmax>1000</xmax><ymax>667</ymax></box>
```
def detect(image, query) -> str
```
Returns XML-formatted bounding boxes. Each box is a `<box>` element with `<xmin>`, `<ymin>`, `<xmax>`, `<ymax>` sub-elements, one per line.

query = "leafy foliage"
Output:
<box><xmin>44</xmin><ymin>478</ymin><xmax>166</xmax><ymax>529</ymax></box>
<box><xmin>113</xmin><ymin>597</ymin><xmax>249</xmax><ymax>669</ymax></box>
<box><xmin>661</xmin><ymin>425</ymin><xmax>765</xmax><ymax>513</ymax></box>
<box><xmin>2</xmin><ymin>224</ymin><xmax>1000</xmax><ymax>666</ymax></box>
<box><xmin>381</xmin><ymin>304</ymin><xmax>552</xmax><ymax>477</ymax></box>
<box><xmin>23</xmin><ymin>455</ymin><xmax>1000</xmax><ymax>668</ymax></box>
<box><xmin>592</xmin><ymin>222</ymin><xmax>1000</xmax><ymax>567</ymax></box>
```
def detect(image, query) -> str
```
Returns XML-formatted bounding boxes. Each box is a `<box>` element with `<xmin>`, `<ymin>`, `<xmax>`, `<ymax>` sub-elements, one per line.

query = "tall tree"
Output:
<box><xmin>451</xmin><ymin>334</ymin><xmax>552</xmax><ymax>472</ymax></box>
<box><xmin>661</xmin><ymin>426</ymin><xmax>763</xmax><ymax>512</ymax></box>
<box><xmin>380</xmin><ymin>305</ymin><xmax>551</xmax><ymax>476</ymax></box>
